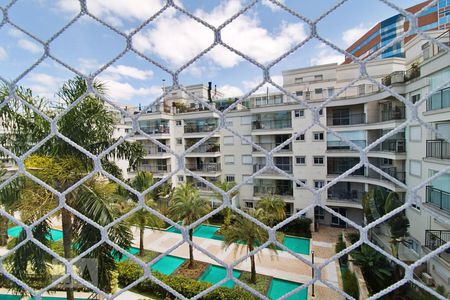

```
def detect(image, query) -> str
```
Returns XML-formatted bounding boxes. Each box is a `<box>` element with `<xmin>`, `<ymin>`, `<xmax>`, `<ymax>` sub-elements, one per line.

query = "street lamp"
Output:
<box><xmin>311</xmin><ymin>250</ymin><xmax>315</xmax><ymax>298</ymax></box>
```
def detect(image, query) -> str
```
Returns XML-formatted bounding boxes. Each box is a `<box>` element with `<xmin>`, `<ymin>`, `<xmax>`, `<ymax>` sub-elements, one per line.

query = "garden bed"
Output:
<box><xmin>172</xmin><ymin>260</ymin><xmax>209</xmax><ymax>280</ymax></box>
<box><xmin>238</xmin><ymin>272</ymin><xmax>271</xmax><ymax>295</ymax></box>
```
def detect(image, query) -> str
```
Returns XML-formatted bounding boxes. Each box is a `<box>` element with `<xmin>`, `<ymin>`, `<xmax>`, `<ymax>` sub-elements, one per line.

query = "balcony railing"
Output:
<box><xmin>253</xmin><ymin>163</ymin><xmax>293</xmax><ymax>174</ymax></box>
<box><xmin>252</xmin><ymin>119</ymin><xmax>292</xmax><ymax>130</ymax></box>
<box><xmin>377</xmin><ymin>167</ymin><xmax>406</xmax><ymax>183</ymax></box>
<box><xmin>254</xmin><ymin>186</ymin><xmax>293</xmax><ymax>197</ymax></box>
<box><xmin>184</xmin><ymin>123</ymin><xmax>218</xmax><ymax>133</ymax></box>
<box><xmin>327</xmin><ymin>112</ymin><xmax>366</xmax><ymax>126</ymax></box>
<box><xmin>426</xmin><ymin>186</ymin><xmax>450</xmax><ymax>213</ymax></box>
<box><xmin>426</xmin><ymin>140</ymin><xmax>450</xmax><ymax>159</ymax></box>
<box><xmin>380</xmin><ymin>107</ymin><xmax>405</xmax><ymax>122</ymax></box>
<box><xmin>139</xmin><ymin>165</ymin><xmax>171</xmax><ymax>173</ymax></box>
<box><xmin>186</xmin><ymin>144</ymin><xmax>220</xmax><ymax>153</ymax></box>
<box><xmin>327</xmin><ymin>189</ymin><xmax>364</xmax><ymax>202</ymax></box>
<box><xmin>327</xmin><ymin>140</ymin><xmax>366</xmax><ymax>150</ymax></box>
<box><xmin>252</xmin><ymin>142</ymin><xmax>292</xmax><ymax>152</ymax></box>
<box><xmin>425</xmin><ymin>230</ymin><xmax>450</xmax><ymax>257</ymax></box>
<box><xmin>146</xmin><ymin>146</ymin><xmax>168</xmax><ymax>155</ymax></box>
<box><xmin>186</xmin><ymin>163</ymin><xmax>221</xmax><ymax>172</ymax></box>
<box><xmin>328</xmin><ymin>166</ymin><xmax>365</xmax><ymax>176</ymax></box>
<box><xmin>141</xmin><ymin>126</ymin><xmax>170</xmax><ymax>135</ymax></box>
<box><xmin>372</xmin><ymin>139</ymin><xmax>406</xmax><ymax>153</ymax></box>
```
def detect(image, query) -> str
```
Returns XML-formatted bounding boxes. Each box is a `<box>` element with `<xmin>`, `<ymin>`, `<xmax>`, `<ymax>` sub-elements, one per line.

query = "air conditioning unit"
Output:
<box><xmin>422</xmin><ymin>272</ymin><xmax>434</xmax><ymax>286</ymax></box>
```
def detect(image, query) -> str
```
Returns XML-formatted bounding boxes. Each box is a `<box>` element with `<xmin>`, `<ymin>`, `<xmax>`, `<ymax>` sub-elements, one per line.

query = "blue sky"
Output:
<box><xmin>0</xmin><ymin>0</ymin><xmax>423</xmax><ymax>106</ymax></box>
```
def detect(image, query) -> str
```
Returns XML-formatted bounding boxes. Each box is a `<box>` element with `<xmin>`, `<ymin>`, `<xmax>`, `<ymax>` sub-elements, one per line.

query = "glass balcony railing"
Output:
<box><xmin>141</xmin><ymin>125</ymin><xmax>170</xmax><ymax>135</ymax></box>
<box><xmin>184</xmin><ymin>123</ymin><xmax>218</xmax><ymax>133</ymax></box>
<box><xmin>186</xmin><ymin>144</ymin><xmax>220</xmax><ymax>153</ymax></box>
<box><xmin>426</xmin><ymin>186</ymin><xmax>450</xmax><ymax>213</ymax></box>
<box><xmin>252</xmin><ymin>119</ymin><xmax>292</xmax><ymax>130</ymax></box>
<box><xmin>426</xmin><ymin>139</ymin><xmax>450</xmax><ymax>159</ymax></box>
<box><xmin>253</xmin><ymin>163</ymin><xmax>293</xmax><ymax>174</ymax></box>
<box><xmin>139</xmin><ymin>165</ymin><xmax>171</xmax><ymax>173</ymax></box>
<box><xmin>253</xmin><ymin>186</ymin><xmax>293</xmax><ymax>197</ymax></box>
<box><xmin>327</xmin><ymin>189</ymin><xmax>364</xmax><ymax>202</ymax></box>
<box><xmin>327</xmin><ymin>140</ymin><xmax>366</xmax><ymax>150</ymax></box>
<box><xmin>380</xmin><ymin>107</ymin><xmax>405</xmax><ymax>122</ymax></box>
<box><xmin>145</xmin><ymin>146</ymin><xmax>168</xmax><ymax>155</ymax></box>
<box><xmin>372</xmin><ymin>139</ymin><xmax>406</xmax><ymax>152</ymax></box>
<box><xmin>327</xmin><ymin>112</ymin><xmax>366</xmax><ymax>126</ymax></box>
<box><xmin>186</xmin><ymin>163</ymin><xmax>221</xmax><ymax>172</ymax></box>
<box><xmin>252</xmin><ymin>142</ymin><xmax>292</xmax><ymax>152</ymax></box>
<box><xmin>328</xmin><ymin>166</ymin><xmax>365</xmax><ymax>176</ymax></box>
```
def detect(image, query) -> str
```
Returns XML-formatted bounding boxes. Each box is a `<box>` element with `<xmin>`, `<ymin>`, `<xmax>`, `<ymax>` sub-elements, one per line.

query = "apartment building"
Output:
<box><xmin>344</xmin><ymin>0</ymin><xmax>449</xmax><ymax>63</ymax></box>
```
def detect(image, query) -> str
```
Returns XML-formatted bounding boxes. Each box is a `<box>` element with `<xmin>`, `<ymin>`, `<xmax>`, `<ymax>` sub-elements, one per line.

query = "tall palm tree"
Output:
<box><xmin>222</xmin><ymin>208</ymin><xmax>278</xmax><ymax>284</ymax></box>
<box><xmin>125</xmin><ymin>171</ymin><xmax>163</xmax><ymax>256</ymax></box>
<box><xmin>168</xmin><ymin>183</ymin><xmax>210</xmax><ymax>268</ymax></box>
<box><xmin>0</xmin><ymin>78</ymin><xmax>144</xmax><ymax>299</ymax></box>
<box><xmin>213</xmin><ymin>180</ymin><xmax>238</xmax><ymax>226</ymax></box>
<box><xmin>256</xmin><ymin>194</ymin><xmax>286</xmax><ymax>226</ymax></box>
<box><xmin>351</xmin><ymin>244</ymin><xmax>392</xmax><ymax>284</ymax></box>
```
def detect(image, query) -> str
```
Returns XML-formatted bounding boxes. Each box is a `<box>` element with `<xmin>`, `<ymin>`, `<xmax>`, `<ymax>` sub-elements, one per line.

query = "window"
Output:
<box><xmin>242</xmin><ymin>155</ymin><xmax>253</xmax><ymax>165</ymax></box>
<box><xmin>177</xmin><ymin>176</ymin><xmax>184</xmax><ymax>182</ymax></box>
<box><xmin>226</xmin><ymin>120</ymin><xmax>233</xmax><ymax>127</ymax></box>
<box><xmin>226</xmin><ymin>175</ymin><xmax>235</xmax><ymax>182</ymax></box>
<box><xmin>313</xmin><ymin>156</ymin><xmax>324</xmax><ymax>165</ymax></box>
<box><xmin>295</xmin><ymin>77</ymin><xmax>303</xmax><ymax>82</ymax></box>
<box><xmin>319</xmin><ymin>108</ymin><xmax>323</xmax><ymax>115</ymax></box>
<box><xmin>314</xmin><ymin>207</ymin><xmax>325</xmax><ymax>220</ymax></box>
<box><xmin>315</xmin><ymin>88</ymin><xmax>323</xmax><ymax>94</ymax></box>
<box><xmin>176</xmin><ymin>138</ymin><xmax>182</xmax><ymax>145</ymax></box>
<box><xmin>224</xmin><ymin>136</ymin><xmax>234</xmax><ymax>145</ymax></box>
<box><xmin>295</xmin><ymin>91</ymin><xmax>303</xmax><ymax>96</ymax></box>
<box><xmin>296</xmin><ymin>134</ymin><xmax>305</xmax><ymax>141</ymax></box>
<box><xmin>296</xmin><ymin>179</ymin><xmax>307</xmax><ymax>188</ymax></box>
<box><xmin>409</xmin><ymin>126</ymin><xmax>422</xmax><ymax>141</ymax></box>
<box><xmin>294</xmin><ymin>109</ymin><xmax>304</xmax><ymax>117</ymax></box>
<box><xmin>407</xmin><ymin>238</ymin><xmax>421</xmax><ymax>254</ymax></box>
<box><xmin>412</xmin><ymin>195</ymin><xmax>421</xmax><ymax>211</ymax></box>
<box><xmin>242</xmin><ymin>175</ymin><xmax>253</xmax><ymax>184</ymax></box>
<box><xmin>327</xmin><ymin>87</ymin><xmax>335</xmax><ymax>97</ymax></box>
<box><xmin>409</xmin><ymin>160</ymin><xmax>422</xmax><ymax>177</ymax></box>
<box><xmin>411</xmin><ymin>93</ymin><xmax>420</xmax><ymax>104</ymax></box>
<box><xmin>314</xmin><ymin>180</ymin><xmax>325</xmax><ymax>189</ymax></box>
<box><xmin>313</xmin><ymin>132</ymin><xmax>324</xmax><ymax>141</ymax></box>
<box><xmin>241</xmin><ymin>135</ymin><xmax>252</xmax><ymax>145</ymax></box>
<box><xmin>305</xmin><ymin>91</ymin><xmax>311</xmax><ymax>100</ymax></box>
<box><xmin>295</xmin><ymin>156</ymin><xmax>306</xmax><ymax>165</ymax></box>
<box><xmin>176</xmin><ymin>120</ymin><xmax>182</xmax><ymax>126</ymax></box>
<box><xmin>224</xmin><ymin>155</ymin><xmax>235</xmax><ymax>165</ymax></box>
<box><xmin>241</xmin><ymin>116</ymin><xmax>252</xmax><ymax>125</ymax></box>
<box><xmin>245</xmin><ymin>201</ymin><xmax>254</xmax><ymax>208</ymax></box>
<box><xmin>314</xmin><ymin>75</ymin><xmax>323</xmax><ymax>81</ymax></box>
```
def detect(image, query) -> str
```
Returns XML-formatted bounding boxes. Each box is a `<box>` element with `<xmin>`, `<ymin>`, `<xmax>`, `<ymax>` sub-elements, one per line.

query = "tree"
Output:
<box><xmin>351</xmin><ymin>244</ymin><xmax>392</xmax><ymax>284</ymax></box>
<box><xmin>213</xmin><ymin>180</ymin><xmax>238</xmax><ymax>226</ymax></box>
<box><xmin>0</xmin><ymin>77</ymin><xmax>144</xmax><ymax>299</ymax></box>
<box><xmin>0</xmin><ymin>165</ymin><xmax>23</xmax><ymax>246</ymax></box>
<box><xmin>123</xmin><ymin>171</ymin><xmax>164</xmax><ymax>256</ymax></box>
<box><xmin>222</xmin><ymin>208</ymin><xmax>278</xmax><ymax>284</ymax></box>
<box><xmin>168</xmin><ymin>183</ymin><xmax>210</xmax><ymax>268</ymax></box>
<box><xmin>256</xmin><ymin>194</ymin><xmax>286</xmax><ymax>226</ymax></box>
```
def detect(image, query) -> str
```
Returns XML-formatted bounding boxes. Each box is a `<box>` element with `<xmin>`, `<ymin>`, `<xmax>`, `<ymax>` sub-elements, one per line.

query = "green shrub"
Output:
<box><xmin>335</xmin><ymin>235</ymin><xmax>348</xmax><ymax>266</ymax></box>
<box><xmin>347</xmin><ymin>232</ymin><xmax>360</xmax><ymax>245</ymax></box>
<box><xmin>117</xmin><ymin>260</ymin><xmax>144</xmax><ymax>287</ymax></box>
<box><xmin>342</xmin><ymin>270</ymin><xmax>359</xmax><ymax>299</ymax></box>
<box><xmin>280</xmin><ymin>218</ymin><xmax>312</xmax><ymax>238</ymax></box>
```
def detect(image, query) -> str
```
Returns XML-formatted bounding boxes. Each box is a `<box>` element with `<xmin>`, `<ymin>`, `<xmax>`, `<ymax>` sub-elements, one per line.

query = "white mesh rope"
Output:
<box><xmin>0</xmin><ymin>0</ymin><xmax>449</xmax><ymax>299</ymax></box>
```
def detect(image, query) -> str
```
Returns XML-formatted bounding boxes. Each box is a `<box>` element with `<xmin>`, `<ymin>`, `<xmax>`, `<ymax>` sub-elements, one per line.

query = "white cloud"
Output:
<box><xmin>219</xmin><ymin>85</ymin><xmax>243</xmax><ymax>97</ymax></box>
<box><xmin>100</xmin><ymin>80</ymin><xmax>162</xmax><ymax>103</ymax></box>
<box><xmin>261</xmin><ymin>0</ymin><xmax>285</xmax><ymax>11</ymax></box>
<box><xmin>133</xmin><ymin>0</ymin><xmax>307</xmax><ymax>68</ymax></box>
<box><xmin>104</xmin><ymin>65</ymin><xmax>153</xmax><ymax>80</ymax></box>
<box><xmin>17</xmin><ymin>39</ymin><xmax>43</xmax><ymax>54</ymax></box>
<box><xmin>242</xmin><ymin>74</ymin><xmax>284</xmax><ymax>94</ymax></box>
<box><xmin>26</xmin><ymin>73</ymin><xmax>65</xmax><ymax>99</ymax></box>
<box><xmin>0</xmin><ymin>47</ymin><xmax>7</xmax><ymax>61</ymax></box>
<box><xmin>342</xmin><ymin>23</ymin><xmax>373</xmax><ymax>47</ymax></box>
<box><xmin>310</xmin><ymin>44</ymin><xmax>343</xmax><ymax>66</ymax></box>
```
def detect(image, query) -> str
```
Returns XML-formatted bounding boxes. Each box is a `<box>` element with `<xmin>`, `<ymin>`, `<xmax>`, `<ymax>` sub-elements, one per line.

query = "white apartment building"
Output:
<box><xmin>118</xmin><ymin>29</ymin><xmax>449</xmax><ymax>289</ymax></box>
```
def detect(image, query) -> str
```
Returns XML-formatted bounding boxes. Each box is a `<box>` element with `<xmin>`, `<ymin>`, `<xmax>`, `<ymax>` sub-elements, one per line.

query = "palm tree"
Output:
<box><xmin>168</xmin><ymin>183</ymin><xmax>210</xmax><ymax>268</ymax></box>
<box><xmin>213</xmin><ymin>180</ymin><xmax>238</xmax><ymax>226</ymax></box>
<box><xmin>0</xmin><ymin>165</ymin><xmax>23</xmax><ymax>246</ymax></box>
<box><xmin>351</xmin><ymin>244</ymin><xmax>392</xmax><ymax>285</ymax></box>
<box><xmin>0</xmin><ymin>78</ymin><xmax>144</xmax><ymax>299</ymax></box>
<box><xmin>256</xmin><ymin>194</ymin><xmax>286</xmax><ymax>226</ymax></box>
<box><xmin>222</xmin><ymin>208</ymin><xmax>278</xmax><ymax>284</ymax></box>
<box><xmin>125</xmin><ymin>171</ymin><xmax>163</xmax><ymax>256</ymax></box>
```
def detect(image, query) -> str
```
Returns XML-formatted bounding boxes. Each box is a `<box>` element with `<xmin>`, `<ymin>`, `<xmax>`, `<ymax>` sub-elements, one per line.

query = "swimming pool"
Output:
<box><xmin>7</xmin><ymin>226</ymin><xmax>63</xmax><ymax>241</ymax></box>
<box><xmin>114</xmin><ymin>247</ymin><xmax>140</xmax><ymax>262</ymax></box>
<box><xmin>0</xmin><ymin>295</ymin><xmax>87</xmax><ymax>300</ymax></box>
<box><xmin>198</xmin><ymin>265</ymin><xmax>241</xmax><ymax>288</ymax></box>
<box><xmin>267</xmin><ymin>278</ymin><xmax>308</xmax><ymax>300</ymax></box>
<box><xmin>151</xmin><ymin>255</ymin><xmax>185</xmax><ymax>275</ymax></box>
<box><xmin>165</xmin><ymin>225</ymin><xmax>310</xmax><ymax>255</ymax></box>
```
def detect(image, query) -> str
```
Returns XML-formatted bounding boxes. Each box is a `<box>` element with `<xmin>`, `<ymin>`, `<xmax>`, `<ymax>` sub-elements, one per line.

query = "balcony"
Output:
<box><xmin>425</xmin><ymin>230</ymin><xmax>450</xmax><ymax>262</ymax></box>
<box><xmin>186</xmin><ymin>163</ymin><xmax>221</xmax><ymax>173</ymax></box>
<box><xmin>426</xmin><ymin>186</ymin><xmax>450</xmax><ymax>213</ymax></box>
<box><xmin>252</xmin><ymin>119</ymin><xmax>292</xmax><ymax>130</ymax></box>
<box><xmin>253</xmin><ymin>163</ymin><xmax>293</xmax><ymax>174</ymax></box>
<box><xmin>327</xmin><ymin>182</ymin><xmax>364</xmax><ymax>204</ymax></box>
<box><xmin>426</xmin><ymin>140</ymin><xmax>450</xmax><ymax>159</ymax></box>
<box><xmin>380</xmin><ymin>107</ymin><xmax>405</xmax><ymax>122</ymax></box>
<box><xmin>252</xmin><ymin>142</ymin><xmax>292</xmax><ymax>152</ymax></box>
<box><xmin>184</xmin><ymin>123</ymin><xmax>217</xmax><ymax>133</ymax></box>
<box><xmin>186</xmin><ymin>143</ymin><xmax>220</xmax><ymax>153</ymax></box>
<box><xmin>369</xmin><ymin>167</ymin><xmax>406</xmax><ymax>183</ymax></box>
<box><xmin>327</xmin><ymin>140</ymin><xmax>366</xmax><ymax>150</ymax></box>
<box><xmin>253</xmin><ymin>185</ymin><xmax>293</xmax><ymax>197</ymax></box>
<box><xmin>141</xmin><ymin>125</ymin><xmax>170</xmax><ymax>135</ymax></box>
<box><xmin>327</xmin><ymin>112</ymin><xmax>366</xmax><ymax>126</ymax></box>
<box><xmin>139</xmin><ymin>164</ymin><xmax>171</xmax><ymax>174</ymax></box>
<box><xmin>145</xmin><ymin>146</ymin><xmax>169</xmax><ymax>155</ymax></box>
<box><xmin>372</xmin><ymin>139</ymin><xmax>406</xmax><ymax>153</ymax></box>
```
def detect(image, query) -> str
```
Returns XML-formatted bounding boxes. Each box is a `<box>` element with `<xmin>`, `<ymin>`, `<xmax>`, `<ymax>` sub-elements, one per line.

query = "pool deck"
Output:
<box><xmin>130</xmin><ymin>227</ymin><xmax>340</xmax><ymax>290</ymax></box>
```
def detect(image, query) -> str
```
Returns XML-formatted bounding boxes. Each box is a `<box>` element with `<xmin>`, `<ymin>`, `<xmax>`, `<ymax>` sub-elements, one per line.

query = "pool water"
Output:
<box><xmin>151</xmin><ymin>255</ymin><xmax>185</xmax><ymax>275</ymax></box>
<box><xmin>0</xmin><ymin>296</ymin><xmax>87</xmax><ymax>299</ymax></box>
<box><xmin>267</xmin><ymin>278</ymin><xmax>308</xmax><ymax>300</ymax></box>
<box><xmin>166</xmin><ymin>224</ymin><xmax>223</xmax><ymax>240</ymax></box>
<box><xmin>198</xmin><ymin>265</ymin><xmax>241</xmax><ymax>288</ymax></box>
<box><xmin>7</xmin><ymin>227</ymin><xmax>63</xmax><ymax>241</ymax></box>
<box><xmin>114</xmin><ymin>247</ymin><xmax>140</xmax><ymax>262</ymax></box>
<box><xmin>282</xmin><ymin>236</ymin><xmax>310</xmax><ymax>255</ymax></box>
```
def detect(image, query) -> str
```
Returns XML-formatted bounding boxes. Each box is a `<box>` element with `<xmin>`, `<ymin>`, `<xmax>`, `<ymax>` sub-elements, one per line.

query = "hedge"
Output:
<box><xmin>279</xmin><ymin>218</ymin><xmax>312</xmax><ymax>238</ymax></box>
<box><xmin>335</xmin><ymin>234</ymin><xmax>348</xmax><ymax>266</ymax></box>
<box><xmin>342</xmin><ymin>269</ymin><xmax>359</xmax><ymax>299</ymax></box>
<box><xmin>117</xmin><ymin>260</ymin><xmax>256</xmax><ymax>300</ymax></box>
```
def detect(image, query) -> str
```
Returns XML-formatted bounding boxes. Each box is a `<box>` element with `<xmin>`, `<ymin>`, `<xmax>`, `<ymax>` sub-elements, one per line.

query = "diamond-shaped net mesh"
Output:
<box><xmin>0</xmin><ymin>0</ymin><xmax>449</xmax><ymax>299</ymax></box>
